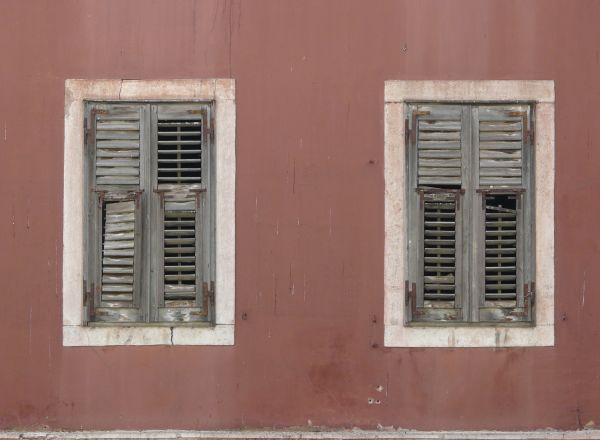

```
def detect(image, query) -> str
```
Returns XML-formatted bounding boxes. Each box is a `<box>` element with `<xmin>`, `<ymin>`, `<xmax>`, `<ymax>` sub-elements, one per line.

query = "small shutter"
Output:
<box><xmin>418</xmin><ymin>191</ymin><xmax>463</xmax><ymax>321</ymax></box>
<box><xmin>153</xmin><ymin>104</ymin><xmax>213</xmax><ymax>322</ymax></box>
<box><xmin>416</xmin><ymin>105</ymin><xmax>463</xmax><ymax>187</ymax></box>
<box><xmin>475</xmin><ymin>105</ymin><xmax>534</xmax><ymax>322</ymax></box>
<box><xmin>94</xmin><ymin>105</ymin><xmax>142</xmax><ymax>187</ymax></box>
<box><xmin>86</xmin><ymin>103</ymin><xmax>144</xmax><ymax>323</ymax></box>
<box><xmin>156</xmin><ymin>105</ymin><xmax>205</xmax><ymax>189</ymax></box>
<box><xmin>407</xmin><ymin>104</ymin><xmax>466</xmax><ymax>322</ymax></box>
<box><xmin>477</xmin><ymin>106</ymin><xmax>525</xmax><ymax>188</ymax></box>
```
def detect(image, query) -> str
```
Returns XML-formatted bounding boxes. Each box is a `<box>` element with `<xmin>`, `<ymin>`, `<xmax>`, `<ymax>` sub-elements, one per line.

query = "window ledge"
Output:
<box><xmin>383</xmin><ymin>80</ymin><xmax>555</xmax><ymax>348</ymax></box>
<box><xmin>63</xmin><ymin>324</ymin><xmax>234</xmax><ymax>346</ymax></box>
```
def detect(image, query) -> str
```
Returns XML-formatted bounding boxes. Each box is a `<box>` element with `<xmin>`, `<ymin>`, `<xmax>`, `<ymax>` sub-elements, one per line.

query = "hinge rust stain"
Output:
<box><xmin>507</xmin><ymin>110</ymin><xmax>531</xmax><ymax>146</ymax></box>
<box><xmin>410</xmin><ymin>110</ymin><xmax>430</xmax><ymax>145</ymax></box>
<box><xmin>198</xmin><ymin>281</ymin><xmax>215</xmax><ymax>317</ymax></box>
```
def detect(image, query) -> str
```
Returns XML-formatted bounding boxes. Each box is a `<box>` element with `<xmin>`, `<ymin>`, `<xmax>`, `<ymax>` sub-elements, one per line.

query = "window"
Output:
<box><xmin>63</xmin><ymin>79</ymin><xmax>235</xmax><ymax>346</ymax></box>
<box><xmin>384</xmin><ymin>81</ymin><xmax>554</xmax><ymax>347</ymax></box>
<box><xmin>84</xmin><ymin>102</ymin><xmax>214</xmax><ymax>324</ymax></box>
<box><xmin>405</xmin><ymin>103</ymin><xmax>534</xmax><ymax>324</ymax></box>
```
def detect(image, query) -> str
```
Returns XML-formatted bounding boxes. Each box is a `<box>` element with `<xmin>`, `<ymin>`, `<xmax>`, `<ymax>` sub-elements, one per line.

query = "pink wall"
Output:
<box><xmin>1</xmin><ymin>0</ymin><xmax>599</xmax><ymax>430</ymax></box>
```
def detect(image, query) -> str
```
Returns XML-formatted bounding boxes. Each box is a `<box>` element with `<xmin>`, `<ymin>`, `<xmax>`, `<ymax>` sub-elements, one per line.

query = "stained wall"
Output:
<box><xmin>0</xmin><ymin>0</ymin><xmax>599</xmax><ymax>430</ymax></box>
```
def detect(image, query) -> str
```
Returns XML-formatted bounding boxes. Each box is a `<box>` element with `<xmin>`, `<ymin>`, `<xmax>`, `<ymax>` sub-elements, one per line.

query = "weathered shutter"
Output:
<box><xmin>85</xmin><ymin>103</ymin><xmax>144</xmax><ymax>323</ymax></box>
<box><xmin>152</xmin><ymin>104</ymin><xmax>213</xmax><ymax>322</ymax></box>
<box><xmin>406</xmin><ymin>104</ymin><xmax>466</xmax><ymax>322</ymax></box>
<box><xmin>474</xmin><ymin>105</ymin><xmax>534</xmax><ymax>322</ymax></box>
<box><xmin>94</xmin><ymin>106</ymin><xmax>141</xmax><ymax>186</ymax></box>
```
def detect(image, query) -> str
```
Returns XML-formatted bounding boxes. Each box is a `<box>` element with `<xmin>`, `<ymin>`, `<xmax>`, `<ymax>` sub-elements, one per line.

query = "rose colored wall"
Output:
<box><xmin>1</xmin><ymin>0</ymin><xmax>599</xmax><ymax>431</ymax></box>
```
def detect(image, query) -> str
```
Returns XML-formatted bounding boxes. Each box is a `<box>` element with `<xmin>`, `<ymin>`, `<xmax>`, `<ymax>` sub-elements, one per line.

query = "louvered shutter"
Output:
<box><xmin>85</xmin><ymin>104</ymin><xmax>144</xmax><ymax>322</ymax></box>
<box><xmin>406</xmin><ymin>104</ymin><xmax>466</xmax><ymax>322</ymax></box>
<box><xmin>152</xmin><ymin>104</ymin><xmax>213</xmax><ymax>322</ymax></box>
<box><xmin>474</xmin><ymin>105</ymin><xmax>534</xmax><ymax>322</ymax></box>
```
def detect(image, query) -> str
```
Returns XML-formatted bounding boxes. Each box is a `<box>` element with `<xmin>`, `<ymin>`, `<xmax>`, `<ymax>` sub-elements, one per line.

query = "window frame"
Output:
<box><xmin>405</xmin><ymin>102</ymin><xmax>535</xmax><ymax>325</ymax></box>
<box><xmin>384</xmin><ymin>80</ymin><xmax>555</xmax><ymax>347</ymax></box>
<box><xmin>63</xmin><ymin>79</ymin><xmax>235</xmax><ymax>346</ymax></box>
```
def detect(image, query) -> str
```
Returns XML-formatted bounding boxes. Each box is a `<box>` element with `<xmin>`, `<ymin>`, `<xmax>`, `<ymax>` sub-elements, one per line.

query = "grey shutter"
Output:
<box><xmin>94</xmin><ymin>106</ymin><xmax>141</xmax><ymax>186</ymax></box>
<box><xmin>152</xmin><ymin>104</ymin><xmax>213</xmax><ymax>322</ymax></box>
<box><xmin>85</xmin><ymin>103</ymin><xmax>145</xmax><ymax>323</ymax></box>
<box><xmin>406</xmin><ymin>104</ymin><xmax>466</xmax><ymax>322</ymax></box>
<box><xmin>474</xmin><ymin>105</ymin><xmax>534</xmax><ymax>322</ymax></box>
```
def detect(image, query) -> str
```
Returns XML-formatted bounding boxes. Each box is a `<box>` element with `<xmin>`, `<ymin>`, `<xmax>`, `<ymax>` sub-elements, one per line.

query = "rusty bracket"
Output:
<box><xmin>507</xmin><ymin>110</ymin><xmax>532</xmax><ymax>146</ymax></box>
<box><xmin>84</xmin><ymin>281</ymin><xmax>96</xmax><ymax>322</ymax></box>
<box><xmin>153</xmin><ymin>189</ymin><xmax>167</xmax><ymax>209</ymax></box>
<box><xmin>86</xmin><ymin>109</ymin><xmax>108</xmax><ymax>146</ymax></box>
<box><xmin>134</xmin><ymin>190</ymin><xmax>143</xmax><ymax>209</ymax></box>
<box><xmin>405</xmin><ymin>280</ymin><xmax>419</xmax><ymax>317</ymax></box>
<box><xmin>190</xmin><ymin>188</ymin><xmax>207</xmax><ymax>209</ymax></box>
<box><xmin>410</xmin><ymin>110</ymin><xmax>431</xmax><ymax>145</ymax></box>
<box><xmin>92</xmin><ymin>189</ymin><xmax>107</xmax><ymax>209</ymax></box>
<box><xmin>199</xmin><ymin>281</ymin><xmax>215</xmax><ymax>318</ymax></box>
<box><xmin>511</xmin><ymin>282</ymin><xmax>535</xmax><ymax>318</ymax></box>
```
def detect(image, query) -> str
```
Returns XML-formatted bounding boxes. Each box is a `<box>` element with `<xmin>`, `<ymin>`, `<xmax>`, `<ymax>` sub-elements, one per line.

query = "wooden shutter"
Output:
<box><xmin>152</xmin><ymin>104</ymin><xmax>213</xmax><ymax>322</ymax></box>
<box><xmin>416</xmin><ymin>106</ymin><xmax>463</xmax><ymax>187</ymax></box>
<box><xmin>94</xmin><ymin>106</ymin><xmax>141</xmax><ymax>186</ymax></box>
<box><xmin>85</xmin><ymin>104</ymin><xmax>145</xmax><ymax>323</ymax></box>
<box><xmin>477</xmin><ymin>106</ymin><xmax>526</xmax><ymax>187</ymax></box>
<box><xmin>474</xmin><ymin>105</ymin><xmax>534</xmax><ymax>322</ymax></box>
<box><xmin>406</xmin><ymin>105</ymin><xmax>466</xmax><ymax>322</ymax></box>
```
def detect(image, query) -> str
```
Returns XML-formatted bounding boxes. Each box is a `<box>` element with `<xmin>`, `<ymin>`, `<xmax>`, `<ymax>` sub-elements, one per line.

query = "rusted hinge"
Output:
<box><xmin>84</xmin><ymin>281</ymin><xmax>96</xmax><ymax>322</ymax></box>
<box><xmin>410</xmin><ymin>110</ymin><xmax>431</xmax><ymax>144</ymax></box>
<box><xmin>527</xmin><ymin>281</ymin><xmax>536</xmax><ymax>307</ymax></box>
<box><xmin>154</xmin><ymin>189</ymin><xmax>166</xmax><ymax>209</ymax></box>
<box><xmin>507</xmin><ymin>110</ymin><xmax>533</xmax><ymax>146</ymax></box>
<box><xmin>86</xmin><ymin>108</ymin><xmax>108</xmax><ymax>146</ymax></box>
<box><xmin>199</xmin><ymin>281</ymin><xmax>215</xmax><ymax>317</ymax></box>
<box><xmin>191</xmin><ymin>188</ymin><xmax>207</xmax><ymax>209</ymax></box>
<box><xmin>405</xmin><ymin>279</ymin><xmax>416</xmax><ymax>309</ymax></box>
<box><xmin>512</xmin><ymin>281</ymin><xmax>535</xmax><ymax>318</ymax></box>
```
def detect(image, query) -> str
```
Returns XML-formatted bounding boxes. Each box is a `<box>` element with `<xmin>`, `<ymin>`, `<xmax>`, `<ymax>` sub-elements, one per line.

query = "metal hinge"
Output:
<box><xmin>200</xmin><ymin>281</ymin><xmax>215</xmax><ymax>317</ymax></box>
<box><xmin>527</xmin><ymin>281</ymin><xmax>536</xmax><ymax>306</ymax></box>
<box><xmin>84</xmin><ymin>281</ymin><xmax>96</xmax><ymax>322</ymax></box>
<box><xmin>405</xmin><ymin>280</ymin><xmax>415</xmax><ymax>306</ymax></box>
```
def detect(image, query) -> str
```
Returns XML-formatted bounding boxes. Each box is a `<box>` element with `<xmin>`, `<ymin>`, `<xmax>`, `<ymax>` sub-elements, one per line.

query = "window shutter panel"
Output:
<box><xmin>153</xmin><ymin>104</ymin><xmax>213</xmax><ymax>322</ymax></box>
<box><xmin>406</xmin><ymin>104</ymin><xmax>466</xmax><ymax>322</ymax></box>
<box><xmin>477</xmin><ymin>106</ymin><xmax>525</xmax><ymax>187</ymax></box>
<box><xmin>94</xmin><ymin>106</ymin><xmax>142</xmax><ymax>186</ymax></box>
<box><xmin>86</xmin><ymin>103</ymin><xmax>144</xmax><ymax>323</ymax></box>
<box><xmin>474</xmin><ymin>105</ymin><xmax>534</xmax><ymax>322</ymax></box>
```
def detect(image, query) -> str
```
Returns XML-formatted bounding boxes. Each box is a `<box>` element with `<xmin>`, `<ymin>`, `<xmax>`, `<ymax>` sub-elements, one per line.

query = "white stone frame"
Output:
<box><xmin>384</xmin><ymin>80</ymin><xmax>554</xmax><ymax>347</ymax></box>
<box><xmin>63</xmin><ymin>79</ymin><xmax>236</xmax><ymax>346</ymax></box>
